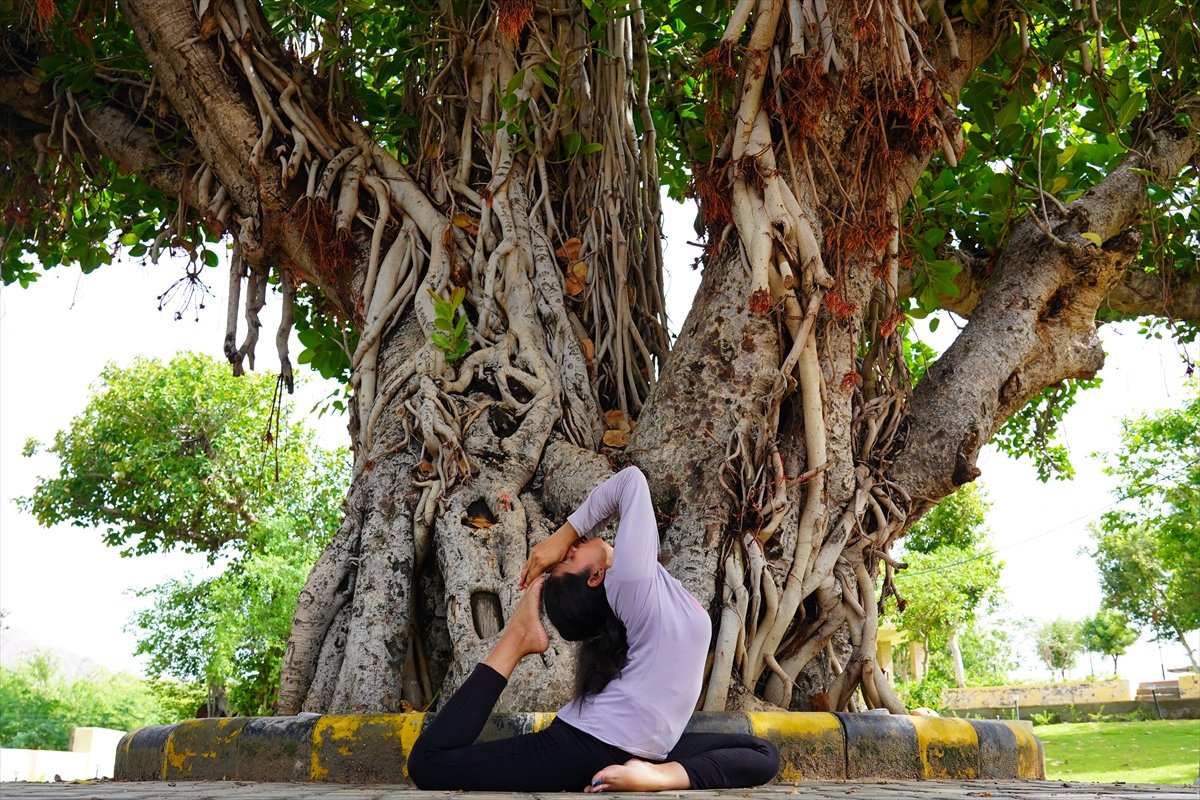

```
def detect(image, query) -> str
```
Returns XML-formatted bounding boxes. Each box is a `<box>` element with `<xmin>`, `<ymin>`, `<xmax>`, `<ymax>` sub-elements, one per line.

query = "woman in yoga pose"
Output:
<box><xmin>407</xmin><ymin>466</ymin><xmax>780</xmax><ymax>792</ymax></box>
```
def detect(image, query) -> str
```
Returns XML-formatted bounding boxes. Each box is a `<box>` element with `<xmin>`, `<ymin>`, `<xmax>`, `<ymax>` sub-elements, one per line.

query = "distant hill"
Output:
<box><xmin>0</xmin><ymin>625</ymin><xmax>113</xmax><ymax>677</ymax></box>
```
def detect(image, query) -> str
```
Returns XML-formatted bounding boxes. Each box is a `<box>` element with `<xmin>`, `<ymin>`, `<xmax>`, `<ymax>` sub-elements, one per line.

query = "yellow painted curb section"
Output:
<box><xmin>311</xmin><ymin>713</ymin><xmax>426</xmax><ymax>782</ymax></box>
<box><xmin>909</xmin><ymin>716</ymin><xmax>979</xmax><ymax>779</ymax></box>
<box><xmin>163</xmin><ymin>718</ymin><xmax>245</xmax><ymax>780</ymax></box>
<box><xmin>526</xmin><ymin>712</ymin><xmax>557</xmax><ymax>733</ymax></box>
<box><xmin>397</xmin><ymin>714</ymin><xmax>425</xmax><ymax>778</ymax></box>
<box><xmin>750</xmin><ymin>712</ymin><xmax>845</xmax><ymax>781</ymax></box>
<box><xmin>1001</xmin><ymin>721</ymin><xmax>1045</xmax><ymax>779</ymax></box>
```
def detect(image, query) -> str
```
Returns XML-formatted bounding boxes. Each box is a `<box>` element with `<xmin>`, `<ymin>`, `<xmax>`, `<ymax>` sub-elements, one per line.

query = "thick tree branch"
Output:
<box><xmin>1100</xmin><ymin>267</ymin><xmax>1200</xmax><ymax>323</ymax></box>
<box><xmin>902</xmin><ymin>249</ymin><xmax>1200</xmax><ymax>323</ymax></box>
<box><xmin>1</xmin><ymin>73</ymin><xmax>199</xmax><ymax>206</ymax></box>
<box><xmin>892</xmin><ymin>107</ymin><xmax>1200</xmax><ymax>510</ymax></box>
<box><xmin>117</xmin><ymin>0</ymin><xmax>355</xmax><ymax>310</ymax></box>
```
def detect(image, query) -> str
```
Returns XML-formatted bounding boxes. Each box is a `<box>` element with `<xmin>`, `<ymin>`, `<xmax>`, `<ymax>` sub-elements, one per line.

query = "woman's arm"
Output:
<box><xmin>518</xmin><ymin>521</ymin><xmax>579</xmax><ymax>589</ymax></box>
<box><xmin>567</xmin><ymin>466</ymin><xmax>658</xmax><ymax>580</ymax></box>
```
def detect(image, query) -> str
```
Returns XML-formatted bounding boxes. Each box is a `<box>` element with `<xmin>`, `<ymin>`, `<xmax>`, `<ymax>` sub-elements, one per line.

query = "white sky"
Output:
<box><xmin>0</xmin><ymin>197</ymin><xmax>1195</xmax><ymax>687</ymax></box>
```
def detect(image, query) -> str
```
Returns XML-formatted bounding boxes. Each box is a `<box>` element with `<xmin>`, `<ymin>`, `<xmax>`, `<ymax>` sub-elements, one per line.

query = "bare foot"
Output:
<box><xmin>585</xmin><ymin>759</ymin><xmax>690</xmax><ymax>793</ymax></box>
<box><xmin>483</xmin><ymin>577</ymin><xmax>549</xmax><ymax>678</ymax></box>
<box><xmin>509</xmin><ymin>575</ymin><xmax>550</xmax><ymax>656</ymax></box>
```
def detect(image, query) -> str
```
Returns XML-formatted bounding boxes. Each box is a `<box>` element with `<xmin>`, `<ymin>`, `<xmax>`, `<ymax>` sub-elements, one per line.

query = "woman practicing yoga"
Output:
<box><xmin>407</xmin><ymin>466</ymin><xmax>780</xmax><ymax>792</ymax></box>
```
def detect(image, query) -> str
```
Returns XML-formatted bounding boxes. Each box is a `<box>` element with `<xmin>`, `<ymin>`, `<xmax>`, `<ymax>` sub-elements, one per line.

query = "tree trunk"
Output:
<box><xmin>1176</xmin><ymin>630</ymin><xmax>1199</xmax><ymax>671</ymax></box>
<box><xmin>949</xmin><ymin>631</ymin><xmax>965</xmax><ymax>689</ymax></box>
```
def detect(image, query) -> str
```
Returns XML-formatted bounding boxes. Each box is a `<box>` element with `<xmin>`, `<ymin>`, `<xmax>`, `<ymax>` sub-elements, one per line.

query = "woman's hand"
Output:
<box><xmin>518</xmin><ymin>522</ymin><xmax>578</xmax><ymax>589</ymax></box>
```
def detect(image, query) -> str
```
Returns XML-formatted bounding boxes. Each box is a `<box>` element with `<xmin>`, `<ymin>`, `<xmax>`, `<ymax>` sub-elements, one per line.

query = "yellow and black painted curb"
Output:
<box><xmin>115</xmin><ymin>711</ymin><xmax>1043</xmax><ymax>784</ymax></box>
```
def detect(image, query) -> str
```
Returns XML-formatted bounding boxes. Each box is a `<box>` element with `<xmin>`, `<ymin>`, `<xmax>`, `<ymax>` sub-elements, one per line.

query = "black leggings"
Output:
<box><xmin>407</xmin><ymin>664</ymin><xmax>780</xmax><ymax>792</ymax></box>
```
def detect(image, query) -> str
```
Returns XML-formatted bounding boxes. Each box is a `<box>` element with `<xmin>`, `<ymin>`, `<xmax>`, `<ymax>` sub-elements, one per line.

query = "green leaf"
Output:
<box><xmin>1080</xmin><ymin>232</ymin><xmax>1102</xmax><ymax>246</ymax></box>
<box><xmin>505</xmin><ymin>69</ymin><xmax>526</xmax><ymax>96</ymax></box>
<box><xmin>532</xmin><ymin>66</ymin><xmax>557</xmax><ymax>89</ymax></box>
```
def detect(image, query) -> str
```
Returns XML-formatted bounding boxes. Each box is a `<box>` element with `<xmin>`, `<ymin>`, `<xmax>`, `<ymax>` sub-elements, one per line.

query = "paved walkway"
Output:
<box><xmin>1</xmin><ymin>781</ymin><xmax>1194</xmax><ymax>800</ymax></box>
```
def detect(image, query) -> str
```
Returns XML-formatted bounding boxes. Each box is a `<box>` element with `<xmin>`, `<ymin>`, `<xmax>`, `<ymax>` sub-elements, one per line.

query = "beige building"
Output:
<box><xmin>0</xmin><ymin>727</ymin><xmax>126</xmax><ymax>782</ymax></box>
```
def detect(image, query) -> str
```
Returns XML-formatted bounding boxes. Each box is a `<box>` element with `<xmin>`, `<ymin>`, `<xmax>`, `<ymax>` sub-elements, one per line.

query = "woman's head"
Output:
<box><xmin>551</xmin><ymin>538</ymin><xmax>611</xmax><ymax>586</ymax></box>
<box><xmin>542</xmin><ymin>553</ymin><xmax>628</xmax><ymax>700</ymax></box>
<box><xmin>542</xmin><ymin>567</ymin><xmax>609</xmax><ymax>641</ymax></box>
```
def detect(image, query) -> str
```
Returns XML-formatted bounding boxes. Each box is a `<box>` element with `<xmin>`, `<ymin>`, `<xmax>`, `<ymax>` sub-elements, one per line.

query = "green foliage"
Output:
<box><xmin>991</xmin><ymin>377</ymin><xmax>1103</xmax><ymax>481</ymax></box>
<box><xmin>1034</xmin><ymin>618</ymin><xmax>1083</xmax><ymax>679</ymax></box>
<box><xmin>1030</xmin><ymin>710</ymin><xmax>1061</xmax><ymax>726</ymax></box>
<box><xmin>19</xmin><ymin>352</ymin><xmax>348</xmax><ymax>557</ymax></box>
<box><xmin>294</xmin><ymin>291</ymin><xmax>359</xmax><ymax>388</ymax></box>
<box><xmin>1088</xmin><ymin>524</ymin><xmax>1198</xmax><ymax>652</ymax></box>
<box><xmin>892</xmin><ymin>485</ymin><xmax>1004</xmax><ymax>641</ymax></box>
<box><xmin>1087</xmin><ymin>383</ymin><xmax>1199</xmax><ymax>661</ymax></box>
<box><xmin>910</xmin><ymin>0</ymin><xmax>1200</xmax><ymax>336</ymax></box>
<box><xmin>1079</xmin><ymin>609</ymin><xmax>1140</xmax><ymax>675</ymax></box>
<box><xmin>19</xmin><ymin>353</ymin><xmax>349</xmax><ymax>712</ymax></box>
<box><xmin>143</xmin><ymin>678</ymin><xmax>208</xmax><ymax>722</ymax></box>
<box><xmin>429</xmin><ymin>287</ymin><xmax>470</xmax><ymax>363</ymax></box>
<box><xmin>132</xmin><ymin>517</ymin><xmax>329</xmax><ymax>715</ymax></box>
<box><xmin>894</xmin><ymin>621</ymin><xmax>1018</xmax><ymax>709</ymax></box>
<box><xmin>889</xmin><ymin>485</ymin><xmax>1008</xmax><ymax>706</ymax></box>
<box><xmin>904</xmin><ymin>482</ymin><xmax>990</xmax><ymax>553</ymax></box>
<box><xmin>0</xmin><ymin>654</ymin><xmax>171</xmax><ymax>749</ymax></box>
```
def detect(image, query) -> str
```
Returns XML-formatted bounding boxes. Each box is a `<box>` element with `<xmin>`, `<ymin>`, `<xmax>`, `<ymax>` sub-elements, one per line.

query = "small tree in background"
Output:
<box><xmin>893</xmin><ymin>621</ymin><xmax>1018</xmax><ymax>710</ymax></box>
<box><xmin>1090</xmin><ymin>385</ymin><xmax>1199</xmax><ymax>669</ymax></box>
<box><xmin>21</xmin><ymin>353</ymin><xmax>350</xmax><ymax>714</ymax></box>
<box><xmin>132</xmin><ymin>518</ymin><xmax>331</xmax><ymax>715</ymax></box>
<box><xmin>893</xmin><ymin>484</ymin><xmax>1005</xmax><ymax>683</ymax></box>
<box><xmin>887</xmin><ymin>484</ymin><xmax>1007</xmax><ymax>706</ymax></box>
<box><xmin>1035</xmin><ymin>619</ymin><xmax>1083</xmax><ymax>681</ymax></box>
<box><xmin>1080</xmin><ymin>609</ymin><xmax>1139</xmax><ymax>676</ymax></box>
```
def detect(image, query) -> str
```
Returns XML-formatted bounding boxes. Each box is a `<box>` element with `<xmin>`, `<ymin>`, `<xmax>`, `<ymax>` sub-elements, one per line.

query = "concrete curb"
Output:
<box><xmin>115</xmin><ymin>712</ymin><xmax>1043</xmax><ymax>784</ymax></box>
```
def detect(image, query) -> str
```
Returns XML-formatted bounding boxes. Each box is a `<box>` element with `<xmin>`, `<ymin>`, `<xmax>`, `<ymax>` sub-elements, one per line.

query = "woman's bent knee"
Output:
<box><xmin>756</xmin><ymin>738</ymin><xmax>781</xmax><ymax>784</ymax></box>
<box><xmin>406</xmin><ymin>742</ymin><xmax>437</xmax><ymax>789</ymax></box>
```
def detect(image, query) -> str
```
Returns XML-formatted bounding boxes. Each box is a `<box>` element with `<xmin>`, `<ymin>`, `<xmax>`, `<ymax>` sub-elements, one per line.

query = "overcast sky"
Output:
<box><xmin>0</xmin><ymin>198</ymin><xmax>1195</xmax><ymax>685</ymax></box>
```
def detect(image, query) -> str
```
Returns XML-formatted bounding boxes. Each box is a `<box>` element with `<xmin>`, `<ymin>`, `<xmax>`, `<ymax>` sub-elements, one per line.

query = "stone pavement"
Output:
<box><xmin>2</xmin><ymin>781</ymin><xmax>1194</xmax><ymax>800</ymax></box>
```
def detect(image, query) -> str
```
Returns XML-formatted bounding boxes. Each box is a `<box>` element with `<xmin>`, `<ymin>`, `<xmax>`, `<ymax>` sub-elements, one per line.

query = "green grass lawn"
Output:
<box><xmin>1035</xmin><ymin>719</ymin><xmax>1200</xmax><ymax>784</ymax></box>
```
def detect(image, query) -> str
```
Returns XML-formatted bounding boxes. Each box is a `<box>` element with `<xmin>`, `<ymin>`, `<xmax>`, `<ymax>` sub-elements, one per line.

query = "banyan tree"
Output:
<box><xmin>2</xmin><ymin>0</ymin><xmax>1197</xmax><ymax>714</ymax></box>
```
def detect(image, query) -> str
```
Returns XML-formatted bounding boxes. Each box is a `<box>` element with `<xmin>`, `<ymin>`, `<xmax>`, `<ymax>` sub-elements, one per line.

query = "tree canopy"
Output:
<box><xmin>1079</xmin><ymin>608</ymin><xmax>1139</xmax><ymax>675</ymax></box>
<box><xmin>20</xmin><ymin>352</ymin><xmax>347</xmax><ymax>557</ymax></box>
<box><xmin>1089</xmin><ymin>384</ymin><xmax>1199</xmax><ymax>667</ymax></box>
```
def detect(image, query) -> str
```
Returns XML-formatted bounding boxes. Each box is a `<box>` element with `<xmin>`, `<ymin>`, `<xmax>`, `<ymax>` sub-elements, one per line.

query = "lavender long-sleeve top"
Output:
<box><xmin>554</xmin><ymin>467</ymin><xmax>712</xmax><ymax>760</ymax></box>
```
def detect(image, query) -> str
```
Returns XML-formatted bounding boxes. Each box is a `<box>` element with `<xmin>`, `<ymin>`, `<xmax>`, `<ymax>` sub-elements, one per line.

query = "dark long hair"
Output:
<box><xmin>542</xmin><ymin>569</ymin><xmax>629</xmax><ymax>701</ymax></box>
